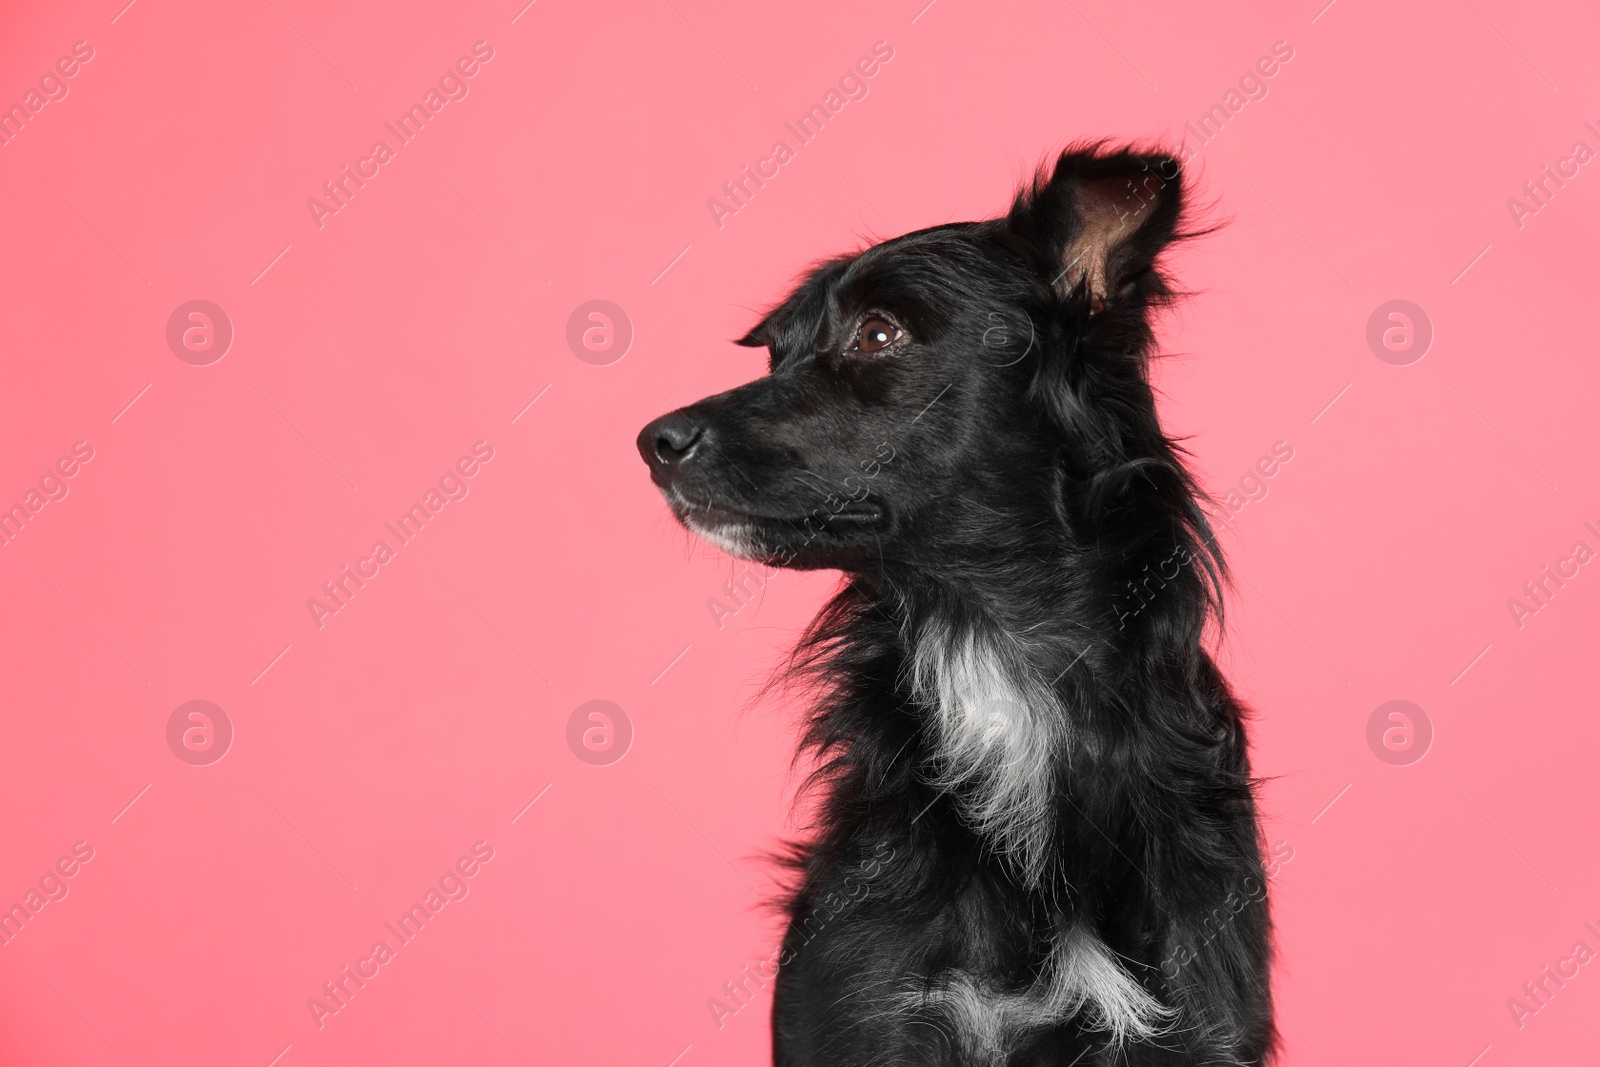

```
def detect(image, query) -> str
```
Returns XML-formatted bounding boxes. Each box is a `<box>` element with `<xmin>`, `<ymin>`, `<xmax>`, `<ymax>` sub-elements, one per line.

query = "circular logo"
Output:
<box><xmin>566</xmin><ymin>300</ymin><xmax>632</xmax><ymax>366</ymax></box>
<box><xmin>1365</xmin><ymin>300</ymin><xmax>1432</xmax><ymax>366</ymax></box>
<box><xmin>166</xmin><ymin>699</ymin><xmax>234</xmax><ymax>766</ymax></box>
<box><xmin>975</xmin><ymin>697</ymin><xmax>1031</xmax><ymax>767</ymax></box>
<box><xmin>566</xmin><ymin>699</ymin><xmax>633</xmax><ymax>766</ymax></box>
<box><xmin>1366</xmin><ymin>699</ymin><xmax>1432</xmax><ymax>766</ymax></box>
<box><xmin>978</xmin><ymin>311</ymin><xmax>1036</xmax><ymax>367</ymax></box>
<box><xmin>166</xmin><ymin>300</ymin><xmax>234</xmax><ymax>366</ymax></box>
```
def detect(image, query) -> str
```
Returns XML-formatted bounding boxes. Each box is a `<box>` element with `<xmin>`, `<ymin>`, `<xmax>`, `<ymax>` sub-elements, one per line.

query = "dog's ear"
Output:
<box><xmin>734</xmin><ymin>256</ymin><xmax>854</xmax><ymax>353</ymax></box>
<box><xmin>1006</xmin><ymin>145</ymin><xmax>1184</xmax><ymax>311</ymax></box>
<box><xmin>734</xmin><ymin>323</ymin><xmax>769</xmax><ymax>347</ymax></box>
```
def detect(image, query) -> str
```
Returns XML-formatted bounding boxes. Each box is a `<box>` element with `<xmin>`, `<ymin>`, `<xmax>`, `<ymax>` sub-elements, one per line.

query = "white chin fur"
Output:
<box><xmin>680</xmin><ymin>514</ymin><xmax>760</xmax><ymax>560</ymax></box>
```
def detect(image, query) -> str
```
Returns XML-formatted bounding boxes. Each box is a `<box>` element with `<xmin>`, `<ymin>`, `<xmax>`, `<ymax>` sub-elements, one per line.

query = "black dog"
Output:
<box><xmin>638</xmin><ymin>145</ymin><xmax>1274</xmax><ymax>1065</ymax></box>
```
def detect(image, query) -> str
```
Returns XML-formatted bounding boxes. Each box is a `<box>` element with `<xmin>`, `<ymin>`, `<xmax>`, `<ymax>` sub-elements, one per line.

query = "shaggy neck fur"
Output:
<box><xmin>906</xmin><ymin>610</ymin><xmax>1071</xmax><ymax>883</ymax></box>
<box><xmin>785</xmin><ymin>433</ymin><xmax>1229</xmax><ymax>1052</ymax></box>
<box><xmin>879</xmin><ymin>457</ymin><xmax>1217</xmax><ymax>883</ymax></box>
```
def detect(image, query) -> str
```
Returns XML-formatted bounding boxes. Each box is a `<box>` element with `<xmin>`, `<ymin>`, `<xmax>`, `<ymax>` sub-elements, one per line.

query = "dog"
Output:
<box><xmin>637</xmin><ymin>144</ymin><xmax>1274</xmax><ymax>1066</ymax></box>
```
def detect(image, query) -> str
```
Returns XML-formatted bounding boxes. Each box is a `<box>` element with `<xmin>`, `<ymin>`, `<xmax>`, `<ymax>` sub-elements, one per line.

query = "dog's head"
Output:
<box><xmin>638</xmin><ymin>145</ymin><xmax>1197</xmax><ymax>578</ymax></box>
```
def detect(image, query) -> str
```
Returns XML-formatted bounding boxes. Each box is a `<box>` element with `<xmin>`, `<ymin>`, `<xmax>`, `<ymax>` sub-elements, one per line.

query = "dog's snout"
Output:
<box><xmin>637</xmin><ymin>412</ymin><xmax>704</xmax><ymax>474</ymax></box>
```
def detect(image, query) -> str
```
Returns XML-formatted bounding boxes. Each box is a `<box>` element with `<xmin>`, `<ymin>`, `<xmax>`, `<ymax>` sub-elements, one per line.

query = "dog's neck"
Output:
<box><xmin>863</xmin><ymin>525</ymin><xmax>1201</xmax><ymax>882</ymax></box>
<box><xmin>904</xmin><ymin>608</ymin><xmax>1065</xmax><ymax>881</ymax></box>
<box><xmin>866</xmin><ymin>555</ymin><xmax>1081</xmax><ymax>880</ymax></box>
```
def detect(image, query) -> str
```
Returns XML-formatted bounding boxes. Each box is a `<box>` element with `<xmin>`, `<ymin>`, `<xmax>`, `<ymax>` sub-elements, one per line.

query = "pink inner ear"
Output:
<box><xmin>1058</xmin><ymin>176</ymin><xmax>1159</xmax><ymax>304</ymax></box>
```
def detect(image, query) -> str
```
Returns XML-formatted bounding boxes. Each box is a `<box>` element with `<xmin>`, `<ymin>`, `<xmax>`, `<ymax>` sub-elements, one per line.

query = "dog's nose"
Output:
<box><xmin>637</xmin><ymin>412</ymin><xmax>704</xmax><ymax>472</ymax></box>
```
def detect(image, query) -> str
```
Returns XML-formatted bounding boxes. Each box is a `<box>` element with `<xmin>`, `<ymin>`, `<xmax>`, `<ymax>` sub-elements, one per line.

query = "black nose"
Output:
<box><xmin>637</xmin><ymin>412</ymin><xmax>704</xmax><ymax>473</ymax></box>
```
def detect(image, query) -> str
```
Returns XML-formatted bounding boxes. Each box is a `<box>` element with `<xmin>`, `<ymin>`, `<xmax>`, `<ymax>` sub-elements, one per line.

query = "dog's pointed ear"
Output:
<box><xmin>733</xmin><ymin>256</ymin><xmax>854</xmax><ymax>352</ymax></box>
<box><xmin>1007</xmin><ymin>145</ymin><xmax>1184</xmax><ymax>310</ymax></box>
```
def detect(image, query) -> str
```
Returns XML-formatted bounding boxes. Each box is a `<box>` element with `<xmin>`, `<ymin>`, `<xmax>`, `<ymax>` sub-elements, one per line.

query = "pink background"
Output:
<box><xmin>1</xmin><ymin>0</ymin><xmax>1597</xmax><ymax>1064</ymax></box>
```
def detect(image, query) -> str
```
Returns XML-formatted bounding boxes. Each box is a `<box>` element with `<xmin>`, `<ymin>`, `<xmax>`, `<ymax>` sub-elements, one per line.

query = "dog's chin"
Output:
<box><xmin>666</xmin><ymin>492</ymin><xmax>883</xmax><ymax>570</ymax></box>
<box><xmin>678</xmin><ymin>511</ymin><xmax>764</xmax><ymax>560</ymax></box>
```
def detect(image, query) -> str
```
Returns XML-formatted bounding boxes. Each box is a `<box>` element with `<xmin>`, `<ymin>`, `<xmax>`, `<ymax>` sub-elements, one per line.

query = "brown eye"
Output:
<box><xmin>854</xmin><ymin>317</ymin><xmax>899</xmax><ymax>354</ymax></box>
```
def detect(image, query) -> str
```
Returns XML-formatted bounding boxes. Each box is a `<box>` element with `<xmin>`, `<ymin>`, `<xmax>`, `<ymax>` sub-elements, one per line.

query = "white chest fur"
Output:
<box><xmin>909</xmin><ymin>621</ymin><xmax>1063</xmax><ymax>879</ymax></box>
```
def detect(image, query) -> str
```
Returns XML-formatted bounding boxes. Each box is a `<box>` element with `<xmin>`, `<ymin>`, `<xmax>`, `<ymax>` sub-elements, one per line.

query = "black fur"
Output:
<box><xmin>638</xmin><ymin>144</ymin><xmax>1274</xmax><ymax>1065</ymax></box>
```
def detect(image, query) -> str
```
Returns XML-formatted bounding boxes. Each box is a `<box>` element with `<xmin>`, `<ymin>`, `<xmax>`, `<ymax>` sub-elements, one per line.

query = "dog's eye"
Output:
<box><xmin>854</xmin><ymin>317</ymin><xmax>900</xmax><ymax>354</ymax></box>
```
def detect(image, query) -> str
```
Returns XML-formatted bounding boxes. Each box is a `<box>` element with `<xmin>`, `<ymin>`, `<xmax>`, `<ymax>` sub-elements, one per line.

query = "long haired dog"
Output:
<box><xmin>638</xmin><ymin>145</ymin><xmax>1274</xmax><ymax>1065</ymax></box>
